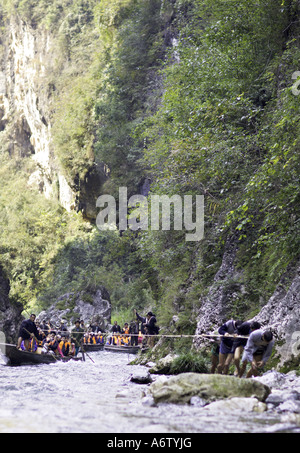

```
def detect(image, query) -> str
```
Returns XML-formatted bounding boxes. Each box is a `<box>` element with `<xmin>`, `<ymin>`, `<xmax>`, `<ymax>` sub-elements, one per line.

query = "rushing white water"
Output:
<box><xmin>0</xmin><ymin>351</ymin><xmax>300</xmax><ymax>433</ymax></box>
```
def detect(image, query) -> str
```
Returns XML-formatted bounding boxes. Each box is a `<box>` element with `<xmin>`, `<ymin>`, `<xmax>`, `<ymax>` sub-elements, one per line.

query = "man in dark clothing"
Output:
<box><xmin>135</xmin><ymin>310</ymin><xmax>158</xmax><ymax>347</ymax></box>
<box><xmin>92</xmin><ymin>322</ymin><xmax>104</xmax><ymax>334</ymax></box>
<box><xmin>144</xmin><ymin>312</ymin><xmax>158</xmax><ymax>335</ymax></box>
<box><xmin>111</xmin><ymin>321</ymin><xmax>121</xmax><ymax>334</ymax></box>
<box><xmin>145</xmin><ymin>312</ymin><xmax>159</xmax><ymax>347</ymax></box>
<box><xmin>71</xmin><ymin>320</ymin><xmax>85</xmax><ymax>356</ymax></box>
<box><xmin>59</xmin><ymin>320</ymin><xmax>69</xmax><ymax>335</ymax></box>
<box><xmin>231</xmin><ymin>321</ymin><xmax>261</xmax><ymax>376</ymax></box>
<box><xmin>129</xmin><ymin>321</ymin><xmax>139</xmax><ymax>346</ymax></box>
<box><xmin>134</xmin><ymin>309</ymin><xmax>147</xmax><ymax>334</ymax></box>
<box><xmin>217</xmin><ymin>319</ymin><xmax>243</xmax><ymax>374</ymax></box>
<box><xmin>17</xmin><ymin>314</ymin><xmax>43</xmax><ymax>351</ymax></box>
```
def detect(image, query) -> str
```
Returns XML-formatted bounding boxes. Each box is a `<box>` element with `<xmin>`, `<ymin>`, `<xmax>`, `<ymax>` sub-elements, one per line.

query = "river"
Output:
<box><xmin>0</xmin><ymin>350</ymin><xmax>300</xmax><ymax>434</ymax></box>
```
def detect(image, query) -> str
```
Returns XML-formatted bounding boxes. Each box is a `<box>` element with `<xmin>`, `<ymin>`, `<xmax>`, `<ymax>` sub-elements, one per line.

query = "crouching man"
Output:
<box><xmin>240</xmin><ymin>329</ymin><xmax>275</xmax><ymax>378</ymax></box>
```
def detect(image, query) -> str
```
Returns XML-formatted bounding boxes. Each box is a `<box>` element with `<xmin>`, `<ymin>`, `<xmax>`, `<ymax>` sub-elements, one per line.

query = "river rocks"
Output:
<box><xmin>255</xmin><ymin>370</ymin><xmax>300</xmax><ymax>392</ymax></box>
<box><xmin>189</xmin><ymin>396</ymin><xmax>207</xmax><ymax>407</ymax></box>
<box><xmin>37</xmin><ymin>287</ymin><xmax>111</xmax><ymax>327</ymax></box>
<box><xmin>203</xmin><ymin>397</ymin><xmax>267</xmax><ymax>414</ymax></box>
<box><xmin>130</xmin><ymin>370</ymin><xmax>153</xmax><ymax>384</ymax></box>
<box><xmin>141</xmin><ymin>395</ymin><xmax>157</xmax><ymax>407</ymax></box>
<box><xmin>149</xmin><ymin>373</ymin><xmax>271</xmax><ymax>404</ymax></box>
<box><xmin>149</xmin><ymin>354</ymin><xmax>179</xmax><ymax>374</ymax></box>
<box><xmin>277</xmin><ymin>400</ymin><xmax>300</xmax><ymax>413</ymax></box>
<box><xmin>254</xmin><ymin>370</ymin><xmax>287</xmax><ymax>388</ymax></box>
<box><xmin>256</xmin><ymin>370</ymin><xmax>300</xmax><ymax>413</ymax></box>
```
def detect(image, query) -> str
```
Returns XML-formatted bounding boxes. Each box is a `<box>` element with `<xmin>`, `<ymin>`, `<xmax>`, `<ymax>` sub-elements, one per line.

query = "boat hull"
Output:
<box><xmin>82</xmin><ymin>343</ymin><xmax>104</xmax><ymax>352</ymax></box>
<box><xmin>3</xmin><ymin>344</ymin><xmax>82</xmax><ymax>366</ymax></box>
<box><xmin>104</xmin><ymin>345</ymin><xmax>140</xmax><ymax>354</ymax></box>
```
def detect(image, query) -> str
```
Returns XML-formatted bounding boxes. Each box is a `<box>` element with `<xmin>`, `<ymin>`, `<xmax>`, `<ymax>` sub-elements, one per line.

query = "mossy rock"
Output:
<box><xmin>149</xmin><ymin>373</ymin><xmax>271</xmax><ymax>404</ymax></box>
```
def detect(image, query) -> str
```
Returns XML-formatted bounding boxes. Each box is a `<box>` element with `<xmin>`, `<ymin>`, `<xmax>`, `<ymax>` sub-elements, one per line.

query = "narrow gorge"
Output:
<box><xmin>0</xmin><ymin>0</ymin><xmax>299</xmax><ymax>375</ymax></box>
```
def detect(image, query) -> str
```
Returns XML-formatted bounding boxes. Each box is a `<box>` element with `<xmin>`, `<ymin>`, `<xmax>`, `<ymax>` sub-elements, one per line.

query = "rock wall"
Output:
<box><xmin>194</xmin><ymin>237</ymin><xmax>245</xmax><ymax>337</ymax></box>
<box><xmin>194</xmin><ymin>236</ymin><xmax>300</xmax><ymax>370</ymax></box>
<box><xmin>252</xmin><ymin>264</ymin><xmax>300</xmax><ymax>368</ymax></box>
<box><xmin>37</xmin><ymin>287</ymin><xmax>111</xmax><ymax>330</ymax></box>
<box><xmin>0</xmin><ymin>17</ymin><xmax>75</xmax><ymax>207</ymax></box>
<box><xmin>0</xmin><ymin>16</ymin><xmax>106</xmax><ymax>218</ymax></box>
<box><xmin>0</xmin><ymin>265</ymin><xmax>23</xmax><ymax>343</ymax></box>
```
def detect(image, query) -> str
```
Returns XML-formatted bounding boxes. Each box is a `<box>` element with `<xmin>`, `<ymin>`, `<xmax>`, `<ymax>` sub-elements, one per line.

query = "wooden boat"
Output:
<box><xmin>2</xmin><ymin>344</ymin><xmax>83</xmax><ymax>366</ymax></box>
<box><xmin>82</xmin><ymin>343</ymin><xmax>104</xmax><ymax>352</ymax></box>
<box><xmin>104</xmin><ymin>344</ymin><xmax>141</xmax><ymax>354</ymax></box>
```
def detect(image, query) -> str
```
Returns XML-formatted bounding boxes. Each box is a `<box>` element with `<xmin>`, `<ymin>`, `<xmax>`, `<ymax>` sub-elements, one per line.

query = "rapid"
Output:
<box><xmin>0</xmin><ymin>350</ymin><xmax>300</xmax><ymax>433</ymax></box>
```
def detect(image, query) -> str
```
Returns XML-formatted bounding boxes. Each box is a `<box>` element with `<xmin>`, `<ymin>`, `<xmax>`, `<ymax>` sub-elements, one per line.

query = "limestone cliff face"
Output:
<box><xmin>0</xmin><ymin>17</ymin><xmax>104</xmax><ymax>217</ymax></box>
<box><xmin>0</xmin><ymin>265</ymin><xmax>22</xmax><ymax>343</ymax></box>
<box><xmin>194</xmin><ymin>236</ymin><xmax>300</xmax><ymax>370</ymax></box>
<box><xmin>253</xmin><ymin>265</ymin><xmax>300</xmax><ymax>369</ymax></box>
<box><xmin>0</xmin><ymin>17</ymin><xmax>75</xmax><ymax>209</ymax></box>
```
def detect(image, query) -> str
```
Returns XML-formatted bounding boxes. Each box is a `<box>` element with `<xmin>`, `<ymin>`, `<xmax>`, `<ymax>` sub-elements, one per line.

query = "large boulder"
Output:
<box><xmin>251</xmin><ymin>264</ymin><xmax>300</xmax><ymax>368</ymax></box>
<box><xmin>37</xmin><ymin>287</ymin><xmax>111</xmax><ymax>328</ymax></box>
<box><xmin>149</xmin><ymin>354</ymin><xmax>179</xmax><ymax>374</ymax></box>
<box><xmin>130</xmin><ymin>369</ymin><xmax>153</xmax><ymax>384</ymax></box>
<box><xmin>149</xmin><ymin>373</ymin><xmax>271</xmax><ymax>405</ymax></box>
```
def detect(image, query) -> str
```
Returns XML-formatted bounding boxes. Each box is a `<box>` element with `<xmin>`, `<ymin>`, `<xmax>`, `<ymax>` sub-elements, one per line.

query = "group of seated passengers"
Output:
<box><xmin>106</xmin><ymin>322</ymin><xmax>140</xmax><ymax>346</ymax></box>
<box><xmin>83</xmin><ymin>332</ymin><xmax>105</xmax><ymax>345</ymax></box>
<box><xmin>21</xmin><ymin>332</ymin><xmax>76</xmax><ymax>357</ymax></box>
<box><xmin>20</xmin><ymin>317</ymin><xmax>140</xmax><ymax>353</ymax></box>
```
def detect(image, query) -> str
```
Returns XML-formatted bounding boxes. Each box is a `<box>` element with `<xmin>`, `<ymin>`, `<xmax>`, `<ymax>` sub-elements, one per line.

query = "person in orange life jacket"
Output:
<box><xmin>121</xmin><ymin>323</ymin><xmax>130</xmax><ymax>345</ymax></box>
<box><xmin>94</xmin><ymin>333</ymin><xmax>103</xmax><ymax>344</ymax></box>
<box><xmin>113</xmin><ymin>333</ymin><xmax>121</xmax><ymax>345</ymax></box>
<box><xmin>109</xmin><ymin>321</ymin><xmax>121</xmax><ymax>345</ymax></box>
<box><xmin>217</xmin><ymin>319</ymin><xmax>243</xmax><ymax>375</ymax></box>
<box><xmin>87</xmin><ymin>332</ymin><xmax>99</xmax><ymax>344</ymax></box>
<box><xmin>122</xmin><ymin>323</ymin><xmax>130</xmax><ymax>334</ymax></box>
<box><xmin>47</xmin><ymin>333</ymin><xmax>63</xmax><ymax>357</ymax></box>
<box><xmin>90</xmin><ymin>332</ymin><xmax>97</xmax><ymax>344</ymax></box>
<box><xmin>20</xmin><ymin>338</ymin><xmax>37</xmax><ymax>352</ymax></box>
<box><xmin>30</xmin><ymin>338</ymin><xmax>38</xmax><ymax>352</ymax></box>
<box><xmin>108</xmin><ymin>334</ymin><xmax>117</xmax><ymax>345</ymax></box>
<box><xmin>17</xmin><ymin>314</ymin><xmax>44</xmax><ymax>351</ymax></box>
<box><xmin>84</xmin><ymin>333</ymin><xmax>92</xmax><ymax>344</ymax></box>
<box><xmin>96</xmin><ymin>333</ymin><xmax>104</xmax><ymax>344</ymax></box>
<box><xmin>59</xmin><ymin>336</ymin><xmax>71</xmax><ymax>357</ymax></box>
